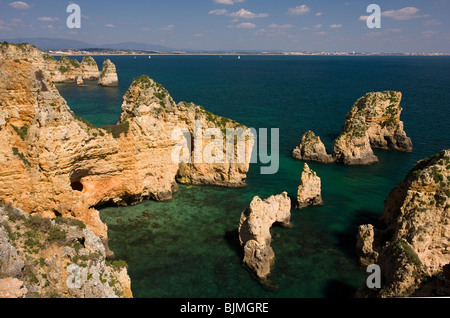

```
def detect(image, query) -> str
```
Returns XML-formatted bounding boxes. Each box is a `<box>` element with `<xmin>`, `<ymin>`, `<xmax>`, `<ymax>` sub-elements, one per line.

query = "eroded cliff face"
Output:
<box><xmin>333</xmin><ymin>117</ymin><xmax>379</xmax><ymax>165</ymax></box>
<box><xmin>238</xmin><ymin>193</ymin><xmax>291</xmax><ymax>280</ymax></box>
<box><xmin>0</xmin><ymin>43</ymin><xmax>254</xmax><ymax>256</ymax></box>
<box><xmin>0</xmin><ymin>204</ymin><xmax>132</xmax><ymax>298</ymax></box>
<box><xmin>0</xmin><ymin>42</ymin><xmax>112</xmax><ymax>85</ymax></box>
<box><xmin>356</xmin><ymin>150</ymin><xmax>450</xmax><ymax>297</ymax></box>
<box><xmin>292</xmin><ymin>91</ymin><xmax>412</xmax><ymax>165</ymax></box>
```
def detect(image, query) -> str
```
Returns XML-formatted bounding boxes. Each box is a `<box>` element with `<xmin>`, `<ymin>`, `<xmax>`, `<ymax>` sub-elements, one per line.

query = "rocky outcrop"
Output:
<box><xmin>98</xmin><ymin>59</ymin><xmax>118</xmax><ymax>87</ymax></box>
<box><xmin>351</xmin><ymin>91</ymin><xmax>412</xmax><ymax>152</ymax></box>
<box><xmin>292</xmin><ymin>91</ymin><xmax>412</xmax><ymax>166</ymax></box>
<box><xmin>80</xmin><ymin>56</ymin><xmax>100</xmax><ymax>80</ymax></box>
<box><xmin>76</xmin><ymin>76</ymin><xmax>84</xmax><ymax>87</ymax></box>
<box><xmin>292</xmin><ymin>131</ymin><xmax>334</xmax><ymax>164</ymax></box>
<box><xmin>0</xmin><ymin>43</ymin><xmax>254</xmax><ymax>253</ymax></box>
<box><xmin>333</xmin><ymin>117</ymin><xmax>379</xmax><ymax>165</ymax></box>
<box><xmin>0</xmin><ymin>42</ymin><xmax>110</xmax><ymax>85</ymax></box>
<box><xmin>296</xmin><ymin>163</ymin><xmax>323</xmax><ymax>209</ymax></box>
<box><xmin>238</xmin><ymin>193</ymin><xmax>291</xmax><ymax>280</ymax></box>
<box><xmin>0</xmin><ymin>203</ymin><xmax>132</xmax><ymax>298</ymax></box>
<box><xmin>0</xmin><ymin>278</ymin><xmax>27</xmax><ymax>298</ymax></box>
<box><xmin>356</xmin><ymin>150</ymin><xmax>450</xmax><ymax>297</ymax></box>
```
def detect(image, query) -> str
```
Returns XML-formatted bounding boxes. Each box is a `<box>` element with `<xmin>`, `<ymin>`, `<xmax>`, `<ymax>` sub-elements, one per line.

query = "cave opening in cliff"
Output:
<box><xmin>70</xmin><ymin>169</ymin><xmax>90</xmax><ymax>192</ymax></box>
<box><xmin>71</xmin><ymin>181</ymin><xmax>84</xmax><ymax>192</ymax></box>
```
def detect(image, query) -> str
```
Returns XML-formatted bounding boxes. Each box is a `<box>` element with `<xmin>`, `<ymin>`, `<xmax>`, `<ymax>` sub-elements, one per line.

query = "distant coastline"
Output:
<box><xmin>46</xmin><ymin>50</ymin><xmax>450</xmax><ymax>57</ymax></box>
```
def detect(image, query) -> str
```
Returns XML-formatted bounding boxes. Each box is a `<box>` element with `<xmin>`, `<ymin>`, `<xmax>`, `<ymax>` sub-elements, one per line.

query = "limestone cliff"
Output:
<box><xmin>292</xmin><ymin>131</ymin><xmax>335</xmax><ymax>164</ymax></box>
<box><xmin>296</xmin><ymin>163</ymin><xmax>323</xmax><ymax>209</ymax></box>
<box><xmin>333</xmin><ymin>117</ymin><xmax>379</xmax><ymax>165</ymax></box>
<box><xmin>356</xmin><ymin>150</ymin><xmax>450</xmax><ymax>297</ymax></box>
<box><xmin>98</xmin><ymin>59</ymin><xmax>118</xmax><ymax>87</ymax></box>
<box><xmin>238</xmin><ymin>193</ymin><xmax>291</xmax><ymax>280</ymax></box>
<box><xmin>350</xmin><ymin>91</ymin><xmax>412</xmax><ymax>153</ymax></box>
<box><xmin>1</xmin><ymin>42</ymin><xmax>110</xmax><ymax>85</ymax></box>
<box><xmin>0</xmin><ymin>43</ymin><xmax>253</xmax><ymax>254</ymax></box>
<box><xmin>80</xmin><ymin>56</ymin><xmax>100</xmax><ymax>80</ymax></box>
<box><xmin>0</xmin><ymin>203</ymin><xmax>132</xmax><ymax>298</ymax></box>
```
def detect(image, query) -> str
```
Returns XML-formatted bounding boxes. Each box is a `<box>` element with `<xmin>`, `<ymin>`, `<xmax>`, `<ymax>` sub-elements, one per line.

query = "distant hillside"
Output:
<box><xmin>99</xmin><ymin>42</ymin><xmax>177</xmax><ymax>52</ymax></box>
<box><xmin>0</xmin><ymin>37</ymin><xmax>93</xmax><ymax>50</ymax></box>
<box><xmin>0</xmin><ymin>37</ymin><xmax>178</xmax><ymax>52</ymax></box>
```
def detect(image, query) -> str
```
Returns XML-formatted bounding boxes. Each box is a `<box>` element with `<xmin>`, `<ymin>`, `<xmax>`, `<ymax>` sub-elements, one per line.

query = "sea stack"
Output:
<box><xmin>333</xmin><ymin>116</ymin><xmax>379</xmax><ymax>165</ymax></box>
<box><xmin>296</xmin><ymin>163</ymin><xmax>323</xmax><ymax>209</ymax></box>
<box><xmin>292</xmin><ymin>91</ymin><xmax>412</xmax><ymax>166</ymax></box>
<box><xmin>355</xmin><ymin>149</ymin><xmax>450</xmax><ymax>297</ymax></box>
<box><xmin>76</xmin><ymin>75</ymin><xmax>84</xmax><ymax>87</ymax></box>
<box><xmin>351</xmin><ymin>91</ymin><xmax>412</xmax><ymax>152</ymax></box>
<box><xmin>80</xmin><ymin>56</ymin><xmax>100</xmax><ymax>80</ymax></box>
<box><xmin>98</xmin><ymin>59</ymin><xmax>119</xmax><ymax>87</ymax></box>
<box><xmin>292</xmin><ymin>131</ymin><xmax>335</xmax><ymax>164</ymax></box>
<box><xmin>238</xmin><ymin>192</ymin><xmax>291</xmax><ymax>280</ymax></box>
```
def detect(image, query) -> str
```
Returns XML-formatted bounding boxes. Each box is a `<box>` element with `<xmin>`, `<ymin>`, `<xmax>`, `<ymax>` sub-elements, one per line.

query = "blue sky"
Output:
<box><xmin>0</xmin><ymin>0</ymin><xmax>449</xmax><ymax>52</ymax></box>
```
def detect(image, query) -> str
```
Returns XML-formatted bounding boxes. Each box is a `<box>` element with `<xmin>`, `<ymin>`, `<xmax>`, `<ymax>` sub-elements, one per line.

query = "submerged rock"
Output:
<box><xmin>356</xmin><ymin>149</ymin><xmax>450</xmax><ymax>297</ymax></box>
<box><xmin>296</xmin><ymin>163</ymin><xmax>323</xmax><ymax>209</ymax></box>
<box><xmin>238</xmin><ymin>192</ymin><xmax>291</xmax><ymax>280</ymax></box>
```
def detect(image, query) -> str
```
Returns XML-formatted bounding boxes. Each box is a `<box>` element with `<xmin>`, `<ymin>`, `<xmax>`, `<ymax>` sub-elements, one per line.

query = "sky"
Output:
<box><xmin>0</xmin><ymin>0</ymin><xmax>449</xmax><ymax>52</ymax></box>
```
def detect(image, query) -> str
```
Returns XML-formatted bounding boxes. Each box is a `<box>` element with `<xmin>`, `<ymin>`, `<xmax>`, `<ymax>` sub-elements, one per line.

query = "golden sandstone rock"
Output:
<box><xmin>293</xmin><ymin>91</ymin><xmax>412</xmax><ymax>165</ymax></box>
<box><xmin>0</xmin><ymin>43</ymin><xmax>253</xmax><ymax>257</ymax></box>
<box><xmin>356</xmin><ymin>150</ymin><xmax>450</xmax><ymax>297</ymax></box>
<box><xmin>238</xmin><ymin>192</ymin><xmax>291</xmax><ymax>280</ymax></box>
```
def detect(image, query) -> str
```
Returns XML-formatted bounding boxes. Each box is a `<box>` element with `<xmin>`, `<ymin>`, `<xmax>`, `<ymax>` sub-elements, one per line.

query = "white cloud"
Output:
<box><xmin>194</xmin><ymin>33</ymin><xmax>203</xmax><ymax>37</ymax></box>
<box><xmin>287</xmin><ymin>5</ymin><xmax>310</xmax><ymax>15</ymax></box>
<box><xmin>8</xmin><ymin>1</ymin><xmax>30</xmax><ymax>9</ymax></box>
<box><xmin>160</xmin><ymin>24</ymin><xmax>175</xmax><ymax>32</ymax></box>
<box><xmin>268</xmin><ymin>23</ymin><xmax>294</xmax><ymax>30</ymax></box>
<box><xmin>104</xmin><ymin>24</ymin><xmax>115</xmax><ymax>28</ymax></box>
<box><xmin>382</xmin><ymin>7</ymin><xmax>423</xmax><ymax>20</ymax></box>
<box><xmin>315</xmin><ymin>12</ymin><xmax>323</xmax><ymax>17</ymax></box>
<box><xmin>38</xmin><ymin>17</ymin><xmax>60</xmax><ymax>22</ymax></box>
<box><xmin>421</xmin><ymin>30</ymin><xmax>438</xmax><ymax>37</ymax></box>
<box><xmin>359</xmin><ymin>15</ymin><xmax>369</xmax><ymax>22</ymax></box>
<box><xmin>0</xmin><ymin>20</ymin><xmax>13</xmax><ymax>31</ymax></box>
<box><xmin>423</xmin><ymin>19</ymin><xmax>442</xmax><ymax>26</ymax></box>
<box><xmin>228</xmin><ymin>22</ymin><xmax>256</xmax><ymax>29</ymax></box>
<box><xmin>229</xmin><ymin>9</ymin><xmax>268</xmax><ymax>19</ymax></box>
<box><xmin>315</xmin><ymin>24</ymin><xmax>322</xmax><ymax>29</ymax></box>
<box><xmin>213</xmin><ymin>0</ymin><xmax>245</xmax><ymax>4</ymax></box>
<box><xmin>209</xmin><ymin>9</ymin><xmax>228</xmax><ymax>15</ymax></box>
<box><xmin>330</xmin><ymin>24</ymin><xmax>342</xmax><ymax>28</ymax></box>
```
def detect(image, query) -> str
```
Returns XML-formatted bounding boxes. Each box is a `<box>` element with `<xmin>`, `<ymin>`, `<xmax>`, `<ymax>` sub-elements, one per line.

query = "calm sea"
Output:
<box><xmin>56</xmin><ymin>55</ymin><xmax>450</xmax><ymax>298</ymax></box>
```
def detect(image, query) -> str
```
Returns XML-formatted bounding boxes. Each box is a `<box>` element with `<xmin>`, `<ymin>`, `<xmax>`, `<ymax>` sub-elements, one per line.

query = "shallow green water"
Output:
<box><xmin>56</xmin><ymin>55</ymin><xmax>450</xmax><ymax>298</ymax></box>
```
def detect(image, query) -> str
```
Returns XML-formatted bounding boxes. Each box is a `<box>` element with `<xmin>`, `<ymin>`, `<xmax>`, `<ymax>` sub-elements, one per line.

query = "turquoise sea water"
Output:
<box><xmin>56</xmin><ymin>55</ymin><xmax>450</xmax><ymax>298</ymax></box>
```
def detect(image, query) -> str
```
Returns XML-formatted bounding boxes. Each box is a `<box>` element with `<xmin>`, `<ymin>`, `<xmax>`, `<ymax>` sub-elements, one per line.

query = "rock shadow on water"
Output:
<box><xmin>324</xmin><ymin>280</ymin><xmax>358</xmax><ymax>298</ymax></box>
<box><xmin>333</xmin><ymin>208</ymin><xmax>382</xmax><ymax>261</ymax></box>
